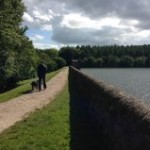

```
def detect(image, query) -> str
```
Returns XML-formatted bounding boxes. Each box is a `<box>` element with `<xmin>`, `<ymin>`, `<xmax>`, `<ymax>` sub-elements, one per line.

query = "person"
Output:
<box><xmin>37</xmin><ymin>62</ymin><xmax>47</xmax><ymax>91</ymax></box>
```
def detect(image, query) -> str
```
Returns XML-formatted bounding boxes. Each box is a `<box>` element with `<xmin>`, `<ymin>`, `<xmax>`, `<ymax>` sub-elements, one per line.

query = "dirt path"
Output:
<box><xmin>0</xmin><ymin>68</ymin><xmax>68</xmax><ymax>133</ymax></box>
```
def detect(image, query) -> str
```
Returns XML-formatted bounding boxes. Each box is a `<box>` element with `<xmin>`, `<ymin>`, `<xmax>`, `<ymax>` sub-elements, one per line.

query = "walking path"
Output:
<box><xmin>0</xmin><ymin>68</ymin><xmax>68</xmax><ymax>133</ymax></box>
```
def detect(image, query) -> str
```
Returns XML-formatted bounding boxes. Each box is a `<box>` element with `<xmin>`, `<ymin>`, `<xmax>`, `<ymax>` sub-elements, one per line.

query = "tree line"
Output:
<box><xmin>59</xmin><ymin>45</ymin><xmax>150</xmax><ymax>68</ymax></box>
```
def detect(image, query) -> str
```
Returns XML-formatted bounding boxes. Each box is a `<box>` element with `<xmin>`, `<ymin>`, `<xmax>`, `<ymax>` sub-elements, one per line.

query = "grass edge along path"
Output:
<box><xmin>0</xmin><ymin>83</ymin><xmax>70</xmax><ymax>150</ymax></box>
<box><xmin>0</xmin><ymin>69</ymin><xmax>62</xmax><ymax>103</ymax></box>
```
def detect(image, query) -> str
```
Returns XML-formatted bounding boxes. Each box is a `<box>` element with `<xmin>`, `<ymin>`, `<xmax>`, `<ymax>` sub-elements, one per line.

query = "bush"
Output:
<box><xmin>54</xmin><ymin>57</ymin><xmax>66</xmax><ymax>68</ymax></box>
<box><xmin>47</xmin><ymin>59</ymin><xmax>58</xmax><ymax>72</ymax></box>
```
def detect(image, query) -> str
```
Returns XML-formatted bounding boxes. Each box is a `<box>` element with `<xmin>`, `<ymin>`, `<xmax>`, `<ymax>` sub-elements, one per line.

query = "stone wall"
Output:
<box><xmin>69</xmin><ymin>66</ymin><xmax>150</xmax><ymax>150</ymax></box>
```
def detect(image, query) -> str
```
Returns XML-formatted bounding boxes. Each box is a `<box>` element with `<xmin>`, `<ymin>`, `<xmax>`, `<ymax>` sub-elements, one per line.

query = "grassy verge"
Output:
<box><xmin>0</xmin><ymin>69</ymin><xmax>62</xmax><ymax>103</ymax></box>
<box><xmin>0</xmin><ymin>84</ymin><xmax>70</xmax><ymax>150</ymax></box>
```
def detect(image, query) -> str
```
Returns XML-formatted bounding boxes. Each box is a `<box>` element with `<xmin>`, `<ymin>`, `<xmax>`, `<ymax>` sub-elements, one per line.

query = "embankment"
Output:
<box><xmin>69</xmin><ymin>66</ymin><xmax>150</xmax><ymax>150</ymax></box>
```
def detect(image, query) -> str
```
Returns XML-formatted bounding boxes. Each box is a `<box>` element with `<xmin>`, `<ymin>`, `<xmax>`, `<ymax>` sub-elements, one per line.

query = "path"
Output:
<box><xmin>0</xmin><ymin>68</ymin><xmax>68</xmax><ymax>133</ymax></box>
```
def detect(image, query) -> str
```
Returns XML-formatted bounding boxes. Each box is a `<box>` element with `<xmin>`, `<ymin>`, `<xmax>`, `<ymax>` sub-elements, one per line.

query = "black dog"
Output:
<box><xmin>31</xmin><ymin>80</ymin><xmax>39</xmax><ymax>91</ymax></box>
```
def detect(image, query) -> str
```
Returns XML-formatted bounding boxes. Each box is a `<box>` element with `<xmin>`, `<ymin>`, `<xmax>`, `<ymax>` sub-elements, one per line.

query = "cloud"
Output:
<box><xmin>23</xmin><ymin>12</ymin><xmax>34</xmax><ymax>22</ymax></box>
<box><xmin>66</xmin><ymin>0</ymin><xmax>150</xmax><ymax>30</ymax></box>
<box><xmin>52</xmin><ymin>24</ymin><xmax>150</xmax><ymax>46</ymax></box>
<box><xmin>33</xmin><ymin>9</ymin><xmax>53</xmax><ymax>22</ymax></box>
<box><xmin>52</xmin><ymin>26</ymin><xmax>126</xmax><ymax>45</ymax></box>
<box><xmin>61</xmin><ymin>13</ymin><xmax>131</xmax><ymax>30</ymax></box>
<box><xmin>34</xmin><ymin>42</ymin><xmax>60</xmax><ymax>49</ymax></box>
<box><xmin>30</xmin><ymin>35</ymin><xmax>45</xmax><ymax>42</ymax></box>
<box><xmin>41</xmin><ymin>25</ymin><xmax>53</xmax><ymax>31</ymax></box>
<box><xmin>23</xmin><ymin>0</ymin><xmax>150</xmax><ymax>48</ymax></box>
<box><xmin>23</xmin><ymin>0</ymin><xmax>66</xmax><ymax>16</ymax></box>
<box><xmin>22</xmin><ymin>8</ymin><xmax>56</xmax><ymax>36</ymax></box>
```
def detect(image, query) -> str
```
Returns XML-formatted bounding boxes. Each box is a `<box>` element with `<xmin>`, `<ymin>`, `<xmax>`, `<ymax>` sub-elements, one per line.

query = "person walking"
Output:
<box><xmin>37</xmin><ymin>62</ymin><xmax>47</xmax><ymax>91</ymax></box>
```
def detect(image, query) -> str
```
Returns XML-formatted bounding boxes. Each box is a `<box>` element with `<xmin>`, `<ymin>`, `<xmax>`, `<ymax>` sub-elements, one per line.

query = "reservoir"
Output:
<box><xmin>81</xmin><ymin>68</ymin><xmax>150</xmax><ymax>104</ymax></box>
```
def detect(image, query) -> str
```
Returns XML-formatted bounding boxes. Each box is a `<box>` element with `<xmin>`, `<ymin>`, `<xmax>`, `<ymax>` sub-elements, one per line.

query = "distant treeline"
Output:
<box><xmin>59</xmin><ymin>45</ymin><xmax>150</xmax><ymax>68</ymax></box>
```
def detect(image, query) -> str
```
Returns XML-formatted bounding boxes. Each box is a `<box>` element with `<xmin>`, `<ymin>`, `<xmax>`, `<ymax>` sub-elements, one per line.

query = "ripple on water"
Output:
<box><xmin>81</xmin><ymin>68</ymin><xmax>150</xmax><ymax>104</ymax></box>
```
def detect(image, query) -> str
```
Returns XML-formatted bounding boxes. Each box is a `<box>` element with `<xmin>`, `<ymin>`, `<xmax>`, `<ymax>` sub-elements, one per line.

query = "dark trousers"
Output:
<box><xmin>38</xmin><ymin>75</ymin><xmax>46</xmax><ymax>91</ymax></box>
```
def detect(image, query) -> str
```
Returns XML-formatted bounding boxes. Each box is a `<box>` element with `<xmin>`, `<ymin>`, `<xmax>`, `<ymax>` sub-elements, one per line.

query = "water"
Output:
<box><xmin>81</xmin><ymin>68</ymin><xmax>150</xmax><ymax>104</ymax></box>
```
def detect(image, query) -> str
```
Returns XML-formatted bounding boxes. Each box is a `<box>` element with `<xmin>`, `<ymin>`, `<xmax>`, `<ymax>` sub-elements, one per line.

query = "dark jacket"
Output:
<box><xmin>37</xmin><ymin>63</ymin><xmax>47</xmax><ymax>77</ymax></box>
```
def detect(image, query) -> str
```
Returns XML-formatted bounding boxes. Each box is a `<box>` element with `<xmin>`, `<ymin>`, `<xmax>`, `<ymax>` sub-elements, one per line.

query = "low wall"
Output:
<box><xmin>69</xmin><ymin>66</ymin><xmax>150</xmax><ymax>150</ymax></box>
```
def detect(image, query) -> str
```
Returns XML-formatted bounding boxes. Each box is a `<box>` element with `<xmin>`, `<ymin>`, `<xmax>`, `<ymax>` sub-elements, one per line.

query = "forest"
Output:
<box><xmin>1</xmin><ymin>0</ymin><xmax>150</xmax><ymax>91</ymax></box>
<box><xmin>59</xmin><ymin>45</ymin><xmax>150</xmax><ymax>68</ymax></box>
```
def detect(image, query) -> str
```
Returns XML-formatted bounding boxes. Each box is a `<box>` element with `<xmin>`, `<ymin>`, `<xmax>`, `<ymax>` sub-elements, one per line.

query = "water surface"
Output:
<box><xmin>81</xmin><ymin>68</ymin><xmax>150</xmax><ymax>104</ymax></box>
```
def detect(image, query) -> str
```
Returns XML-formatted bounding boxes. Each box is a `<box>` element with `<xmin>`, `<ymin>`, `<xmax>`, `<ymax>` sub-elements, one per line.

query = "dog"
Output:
<box><xmin>31</xmin><ymin>80</ymin><xmax>39</xmax><ymax>91</ymax></box>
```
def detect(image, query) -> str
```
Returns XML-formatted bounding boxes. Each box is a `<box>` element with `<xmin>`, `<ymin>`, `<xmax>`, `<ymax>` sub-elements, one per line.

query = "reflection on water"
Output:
<box><xmin>81</xmin><ymin>68</ymin><xmax>150</xmax><ymax>104</ymax></box>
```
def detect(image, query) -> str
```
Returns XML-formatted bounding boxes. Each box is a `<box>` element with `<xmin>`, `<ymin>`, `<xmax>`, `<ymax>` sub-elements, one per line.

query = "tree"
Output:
<box><xmin>96</xmin><ymin>58</ymin><xmax>103</xmax><ymax>67</ymax></box>
<box><xmin>59</xmin><ymin>47</ymin><xmax>73</xmax><ymax>66</ymax></box>
<box><xmin>134</xmin><ymin>57</ymin><xmax>146</xmax><ymax>67</ymax></box>
<box><xmin>0</xmin><ymin>0</ymin><xmax>37</xmax><ymax>90</ymax></box>
<box><xmin>120</xmin><ymin>56</ymin><xmax>134</xmax><ymax>67</ymax></box>
<box><xmin>145</xmin><ymin>56</ymin><xmax>150</xmax><ymax>67</ymax></box>
<box><xmin>47</xmin><ymin>59</ymin><xmax>58</xmax><ymax>72</ymax></box>
<box><xmin>54</xmin><ymin>57</ymin><xmax>66</xmax><ymax>69</ymax></box>
<box><xmin>80</xmin><ymin>57</ymin><xmax>88</xmax><ymax>68</ymax></box>
<box><xmin>58</xmin><ymin>45</ymin><xmax>150</xmax><ymax>68</ymax></box>
<box><xmin>106</xmin><ymin>55</ymin><xmax>119</xmax><ymax>67</ymax></box>
<box><xmin>17</xmin><ymin>39</ymin><xmax>37</xmax><ymax>80</ymax></box>
<box><xmin>59</xmin><ymin>46</ymin><xmax>80</xmax><ymax>66</ymax></box>
<box><xmin>87</xmin><ymin>56</ymin><xmax>96</xmax><ymax>67</ymax></box>
<box><xmin>45</xmin><ymin>48</ymin><xmax>58</xmax><ymax>58</ymax></box>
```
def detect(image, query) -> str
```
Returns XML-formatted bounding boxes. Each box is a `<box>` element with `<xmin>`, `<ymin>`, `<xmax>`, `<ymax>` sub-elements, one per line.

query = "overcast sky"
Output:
<box><xmin>22</xmin><ymin>0</ymin><xmax>150</xmax><ymax>49</ymax></box>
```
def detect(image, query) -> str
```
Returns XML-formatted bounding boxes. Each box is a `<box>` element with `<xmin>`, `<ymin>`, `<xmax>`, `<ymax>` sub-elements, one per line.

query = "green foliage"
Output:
<box><xmin>54</xmin><ymin>57</ymin><xmax>66</xmax><ymax>69</ymax></box>
<box><xmin>59</xmin><ymin>46</ymin><xmax>80</xmax><ymax>65</ymax></box>
<box><xmin>0</xmin><ymin>0</ymin><xmax>25</xmax><ymax>29</ymax></box>
<box><xmin>0</xmin><ymin>0</ymin><xmax>37</xmax><ymax>90</ymax></box>
<box><xmin>36</xmin><ymin>50</ymin><xmax>51</xmax><ymax>65</ymax></box>
<box><xmin>103</xmin><ymin>55</ymin><xmax>119</xmax><ymax>67</ymax></box>
<box><xmin>59</xmin><ymin>45</ymin><xmax>150</xmax><ymax>68</ymax></box>
<box><xmin>120</xmin><ymin>56</ymin><xmax>134</xmax><ymax>67</ymax></box>
<box><xmin>96</xmin><ymin>58</ymin><xmax>103</xmax><ymax>67</ymax></box>
<box><xmin>47</xmin><ymin>59</ymin><xmax>58</xmax><ymax>72</ymax></box>
<box><xmin>134</xmin><ymin>57</ymin><xmax>146</xmax><ymax>67</ymax></box>
<box><xmin>145</xmin><ymin>56</ymin><xmax>150</xmax><ymax>67</ymax></box>
<box><xmin>45</xmin><ymin>48</ymin><xmax>58</xmax><ymax>58</ymax></box>
<box><xmin>17</xmin><ymin>38</ymin><xmax>37</xmax><ymax>80</ymax></box>
<box><xmin>36</xmin><ymin>49</ymin><xmax>66</xmax><ymax>72</ymax></box>
<box><xmin>87</xmin><ymin>56</ymin><xmax>97</xmax><ymax>67</ymax></box>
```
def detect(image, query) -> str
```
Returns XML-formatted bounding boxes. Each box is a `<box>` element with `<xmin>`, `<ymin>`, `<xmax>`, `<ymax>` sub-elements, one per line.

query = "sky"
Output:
<box><xmin>22</xmin><ymin>0</ymin><xmax>150</xmax><ymax>49</ymax></box>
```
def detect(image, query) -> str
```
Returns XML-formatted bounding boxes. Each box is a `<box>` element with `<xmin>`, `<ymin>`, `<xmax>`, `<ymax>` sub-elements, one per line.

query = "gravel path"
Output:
<box><xmin>0</xmin><ymin>68</ymin><xmax>68</xmax><ymax>133</ymax></box>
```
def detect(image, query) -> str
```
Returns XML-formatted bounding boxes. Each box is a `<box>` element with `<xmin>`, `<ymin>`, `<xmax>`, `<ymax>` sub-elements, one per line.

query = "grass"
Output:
<box><xmin>0</xmin><ymin>84</ymin><xmax>70</xmax><ymax>150</ymax></box>
<box><xmin>0</xmin><ymin>69</ymin><xmax>62</xmax><ymax>103</ymax></box>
